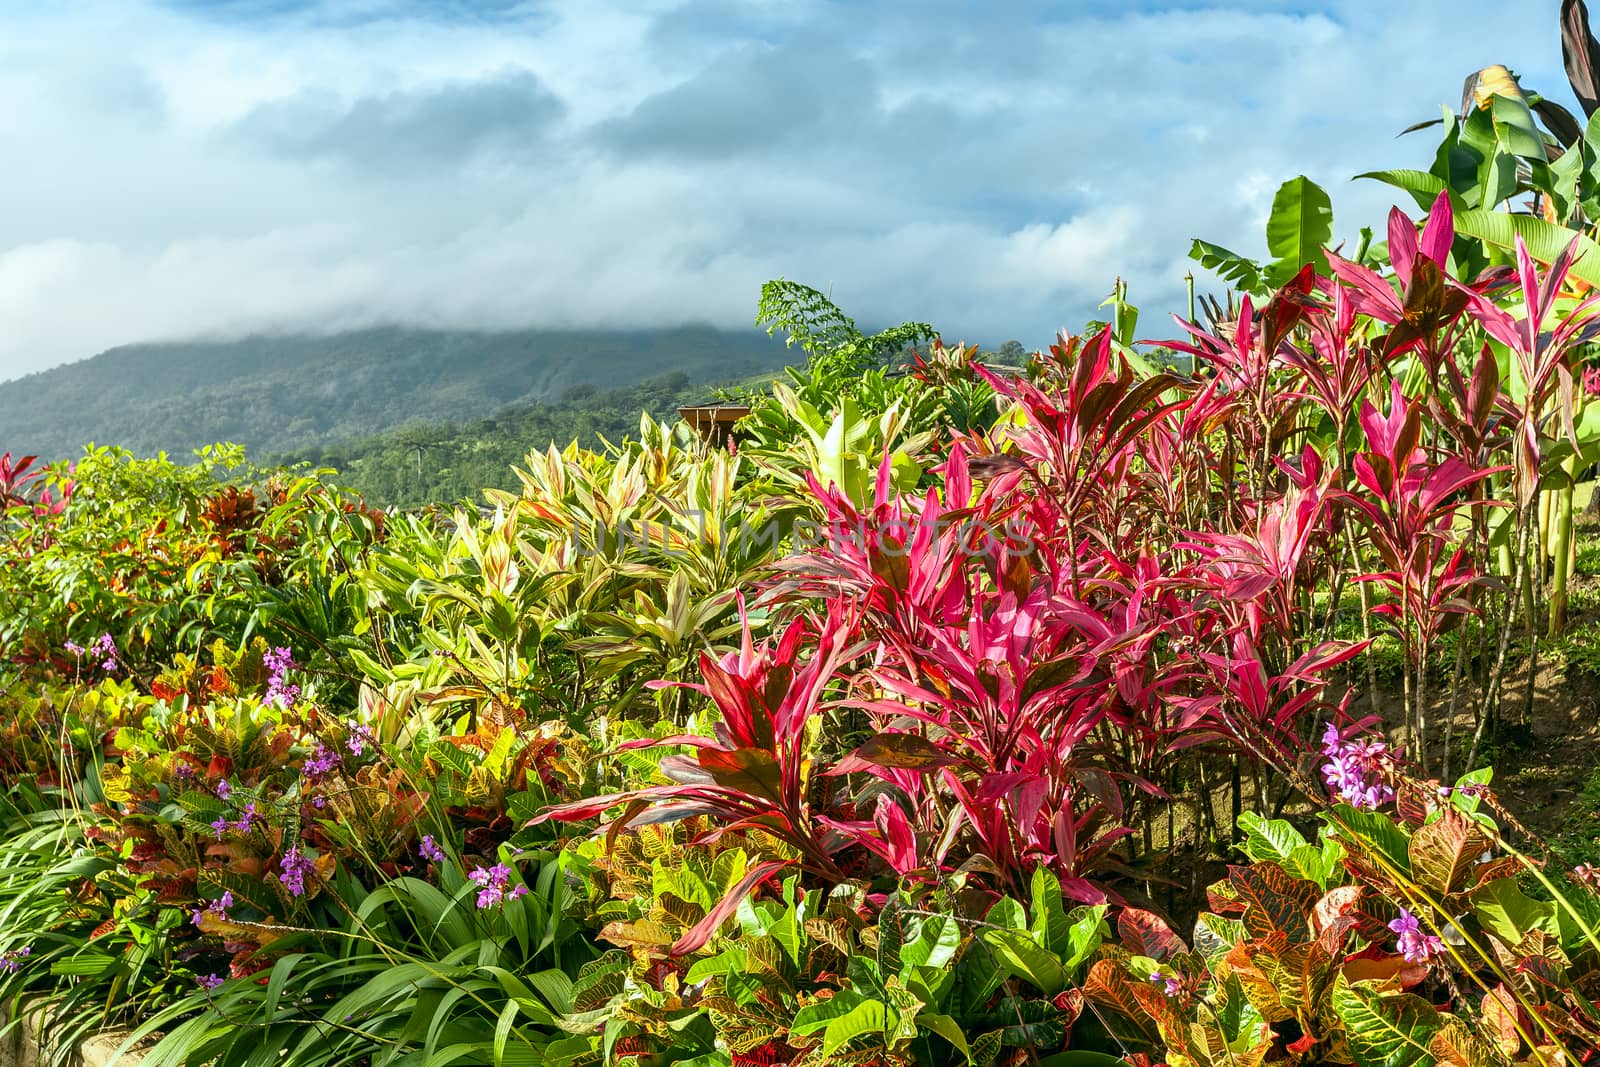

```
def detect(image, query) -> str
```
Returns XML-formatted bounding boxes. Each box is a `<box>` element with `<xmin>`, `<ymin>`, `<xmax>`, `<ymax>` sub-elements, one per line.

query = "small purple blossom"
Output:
<box><xmin>1148</xmin><ymin>972</ymin><xmax>1182</xmax><ymax>997</ymax></box>
<box><xmin>468</xmin><ymin>862</ymin><xmax>520</xmax><ymax>909</ymax></box>
<box><xmin>63</xmin><ymin>634</ymin><xmax>119</xmax><ymax>672</ymax></box>
<box><xmin>191</xmin><ymin>891</ymin><xmax>234</xmax><ymax>927</ymax></box>
<box><xmin>0</xmin><ymin>946</ymin><xmax>31</xmax><ymax>972</ymax></box>
<box><xmin>210</xmin><ymin>816</ymin><xmax>231</xmax><ymax>840</ymax></box>
<box><xmin>345</xmin><ymin>723</ymin><xmax>376</xmax><ymax>757</ymax></box>
<box><xmin>262</xmin><ymin>647</ymin><xmax>300</xmax><ymax>709</ymax></box>
<box><xmin>419</xmin><ymin>835</ymin><xmax>446</xmax><ymax>863</ymax></box>
<box><xmin>278</xmin><ymin>846</ymin><xmax>315</xmax><ymax>898</ymax></box>
<box><xmin>1388</xmin><ymin>908</ymin><xmax>1444</xmax><ymax>964</ymax></box>
<box><xmin>216</xmin><ymin>779</ymin><xmax>232</xmax><ymax>800</ymax></box>
<box><xmin>1320</xmin><ymin>723</ymin><xmax>1397</xmax><ymax>810</ymax></box>
<box><xmin>231</xmin><ymin>802</ymin><xmax>259</xmax><ymax>835</ymax></box>
<box><xmin>196</xmin><ymin>973</ymin><xmax>225</xmax><ymax>992</ymax></box>
<box><xmin>1572</xmin><ymin>864</ymin><xmax>1600</xmax><ymax>892</ymax></box>
<box><xmin>302</xmin><ymin>744</ymin><xmax>341</xmax><ymax>781</ymax></box>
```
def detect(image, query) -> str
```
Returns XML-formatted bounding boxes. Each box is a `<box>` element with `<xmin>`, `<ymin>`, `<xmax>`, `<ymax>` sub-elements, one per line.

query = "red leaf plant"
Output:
<box><xmin>532</xmin><ymin>601</ymin><xmax>873</xmax><ymax>951</ymax></box>
<box><xmin>1337</xmin><ymin>381</ymin><xmax>1505</xmax><ymax>635</ymax></box>
<box><xmin>1465</xmin><ymin>232</ymin><xmax>1600</xmax><ymax>507</ymax></box>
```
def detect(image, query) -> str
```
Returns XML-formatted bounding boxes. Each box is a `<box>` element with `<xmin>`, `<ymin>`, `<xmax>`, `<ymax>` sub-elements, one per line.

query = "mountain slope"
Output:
<box><xmin>0</xmin><ymin>325</ymin><xmax>790</xmax><ymax>460</ymax></box>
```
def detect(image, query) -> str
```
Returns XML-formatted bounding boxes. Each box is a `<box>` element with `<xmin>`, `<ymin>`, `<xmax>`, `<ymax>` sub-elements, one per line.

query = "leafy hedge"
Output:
<box><xmin>9</xmin><ymin>52</ymin><xmax>1600</xmax><ymax>1067</ymax></box>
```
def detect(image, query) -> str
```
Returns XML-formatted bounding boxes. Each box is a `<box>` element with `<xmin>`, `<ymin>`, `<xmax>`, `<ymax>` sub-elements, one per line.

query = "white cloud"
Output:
<box><xmin>0</xmin><ymin>0</ymin><xmax>1581</xmax><ymax>379</ymax></box>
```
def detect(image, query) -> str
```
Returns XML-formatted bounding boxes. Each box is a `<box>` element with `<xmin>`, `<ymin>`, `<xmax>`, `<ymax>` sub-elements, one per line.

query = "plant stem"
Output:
<box><xmin>1443</xmin><ymin>618</ymin><xmax>1469</xmax><ymax>782</ymax></box>
<box><xmin>1470</xmin><ymin>505</ymin><xmax>1530</xmax><ymax>769</ymax></box>
<box><xmin>1549</xmin><ymin>454</ymin><xmax>1578</xmax><ymax>639</ymax></box>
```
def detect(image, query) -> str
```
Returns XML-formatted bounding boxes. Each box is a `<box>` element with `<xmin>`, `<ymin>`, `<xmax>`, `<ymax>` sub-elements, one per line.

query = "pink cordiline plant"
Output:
<box><xmin>1335</xmin><ymin>380</ymin><xmax>1507</xmax><ymax>767</ymax></box>
<box><xmin>778</xmin><ymin>343</ymin><xmax>1368</xmax><ymax>899</ymax></box>
<box><xmin>532</xmin><ymin>601</ymin><xmax>871</xmax><ymax>952</ymax></box>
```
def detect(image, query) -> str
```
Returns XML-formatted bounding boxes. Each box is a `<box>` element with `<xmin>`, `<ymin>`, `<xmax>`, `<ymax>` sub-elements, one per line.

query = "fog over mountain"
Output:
<box><xmin>0</xmin><ymin>325</ymin><xmax>790</xmax><ymax>459</ymax></box>
<box><xmin>0</xmin><ymin>0</ymin><xmax>1579</xmax><ymax>384</ymax></box>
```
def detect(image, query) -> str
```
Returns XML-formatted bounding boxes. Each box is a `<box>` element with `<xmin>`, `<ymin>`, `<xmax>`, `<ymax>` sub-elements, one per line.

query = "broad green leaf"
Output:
<box><xmin>1357</xmin><ymin>169</ymin><xmax>1451</xmax><ymax>213</ymax></box>
<box><xmin>1263</xmin><ymin>175</ymin><xmax>1333</xmax><ymax>285</ymax></box>
<box><xmin>1327</xmin><ymin>805</ymin><xmax>1412</xmax><ymax>876</ymax></box>
<box><xmin>1029</xmin><ymin>866</ymin><xmax>1071</xmax><ymax>954</ymax></box>
<box><xmin>977</xmin><ymin>927</ymin><xmax>1069</xmax><ymax>996</ymax></box>
<box><xmin>823</xmin><ymin>1000</ymin><xmax>890</xmax><ymax>1055</ymax></box>
<box><xmin>1453</xmin><ymin>209</ymin><xmax>1600</xmax><ymax>289</ymax></box>
<box><xmin>792</xmin><ymin>990</ymin><xmax>869</xmax><ymax>1036</ymax></box>
<box><xmin>1553</xmin><ymin>883</ymin><xmax>1600</xmax><ymax>958</ymax></box>
<box><xmin>1491</xmin><ymin>90</ymin><xmax>1549</xmax><ymax>161</ymax></box>
<box><xmin>1446</xmin><ymin>767</ymin><xmax>1494</xmax><ymax>818</ymax></box>
<box><xmin>982</xmin><ymin>996</ymin><xmax>1067</xmax><ymax>1048</ymax></box>
<box><xmin>1063</xmin><ymin>905</ymin><xmax>1109</xmax><ymax>973</ymax></box>
<box><xmin>1237</xmin><ymin>810</ymin><xmax>1312</xmax><ymax>865</ymax></box>
<box><xmin>900</xmin><ymin>913</ymin><xmax>961</xmax><ymax>970</ymax></box>
<box><xmin>916</xmin><ymin>1013</ymin><xmax>972</xmax><ymax>1062</ymax></box>
<box><xmin>984</xmin><ymin>896</ymin><xmax>1026</xmax><ymax>932</ymax></box>
<box><xmin>1332</xmin><ymin>977</ymin><xmax>1443</xmax><ymax>1067</ymax></box>
<box><xmin>1473</xmin><ymin>877</ymin><xmax>1556</xmax><ymax>947</ymax></box>
<box><xmin>1408</xmin><ymin>809</ymin><xmax>1492</xmax><ymax>896</ymax></box>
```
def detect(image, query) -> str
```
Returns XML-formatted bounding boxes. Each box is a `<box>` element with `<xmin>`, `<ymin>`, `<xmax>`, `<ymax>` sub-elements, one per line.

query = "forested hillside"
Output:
<box><xmin>0</xmin><ymin>325</ymin><xmax>789</xmax><ymax>460</ymax></box>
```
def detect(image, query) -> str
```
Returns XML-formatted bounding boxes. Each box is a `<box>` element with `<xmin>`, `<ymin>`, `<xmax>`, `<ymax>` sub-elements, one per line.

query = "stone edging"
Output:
<box><xmin>0</xmin><ymin>1003</ymin><xmax>146</xmax><ymax>1067</ymax></box>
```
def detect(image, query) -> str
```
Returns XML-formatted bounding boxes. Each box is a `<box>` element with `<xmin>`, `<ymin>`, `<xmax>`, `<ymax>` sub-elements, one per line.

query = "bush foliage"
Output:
<box><xmin>9</xmin><ymin>28</ymin><xmax>1600</xmax><ymax>1067</ymax></box>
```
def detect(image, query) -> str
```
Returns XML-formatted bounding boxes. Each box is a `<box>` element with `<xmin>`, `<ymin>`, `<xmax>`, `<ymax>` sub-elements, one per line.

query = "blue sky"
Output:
<box><xmin>0</xmin><ymin>0</ymin><xmax>1580</xmax><ymax>378</ymax></box>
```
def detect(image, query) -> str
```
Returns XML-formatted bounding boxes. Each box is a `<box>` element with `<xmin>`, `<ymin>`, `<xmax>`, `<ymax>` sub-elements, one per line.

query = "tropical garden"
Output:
<box><xmin>13</xmin><ymin>12</ymin><xmax>1600</xmax><ymax>1067</ymax></box>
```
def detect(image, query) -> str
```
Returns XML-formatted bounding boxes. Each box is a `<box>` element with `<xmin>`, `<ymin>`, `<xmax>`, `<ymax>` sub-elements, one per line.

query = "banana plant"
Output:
<box><xmin>1188</xmin><ymin>175</ymin><xmax>1335</xmax><ymax>296</ymax></box>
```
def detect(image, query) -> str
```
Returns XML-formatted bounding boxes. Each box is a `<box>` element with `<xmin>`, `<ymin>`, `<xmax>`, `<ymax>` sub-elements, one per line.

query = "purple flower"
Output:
<box><xmin>1574</xmin><ymin>864</ymin><xmax>1600</xmax><ymax>892</ymax></box>
<box><xmin>196</xmin><ymin>973</ymin><xmax>225</xmax><ymax>992</ymax></box>
<box><xmin>345</xmin><ymin>724</ymin><xmax>375</xmax><ymax>758</ymax></box>
<box><xmin>1149</xmin><ymin>972</ymin><xmax>1182</xmax><ymax>997</ymax></box>
<box><xmin>303</xmin><ymin>744</ymin><xmax>340</xmax><ymax>781</ymax></box>
<box><xmin>419</xmin><ymin>835</ymin><xmax>446</xmax><ymax>863</ymax></box>
<box><xmin>468</xmin><ymin>862</ymin><xmax>518</xmax><ymax>909</ymax></box>
<box><xmin>278</xmin><ymin>846</ymin><xmax>315</xmax><ymax>898</ymax></box>
<box><xmin>231</xmin><ymin>802</ymin><xmax>259</xmax><ymax>835</ymax></box>
<box><xmin>0</xmin><ymin>947</ymin><xmax>31</xmax><ymax>972</ymax></box>
<box><xmin>216</xmin><ymin>779</ymin><xmax>232</xmax><ymax>800</ymax></box>
<box><xmin>210</xmin><ymin>816</ymin><xmax>231</xmax><ymax>840</ymax></box>
<box><xmin>263</xmin><ymin>647</ymin><xmax>300</xmax><ymax>708</ymax></box>
<box><xmin>1320</xmin><ymin>723</ymin><xmax>1397</xmax><ymax>810</ymax></box>
<box><xmin>1388</xmin><ymin>908</ymin><xmax>1444</xmax><ymax>964</ymax></box>
<box><xmin>191</xmin><ymin>891</ymin><xmax>234</xmax><ymax>927</ymax></box>
<box><xmin>63</xmin><ymin>634</ymin><xmax>119</xmax><ymax>672</ymax></box>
